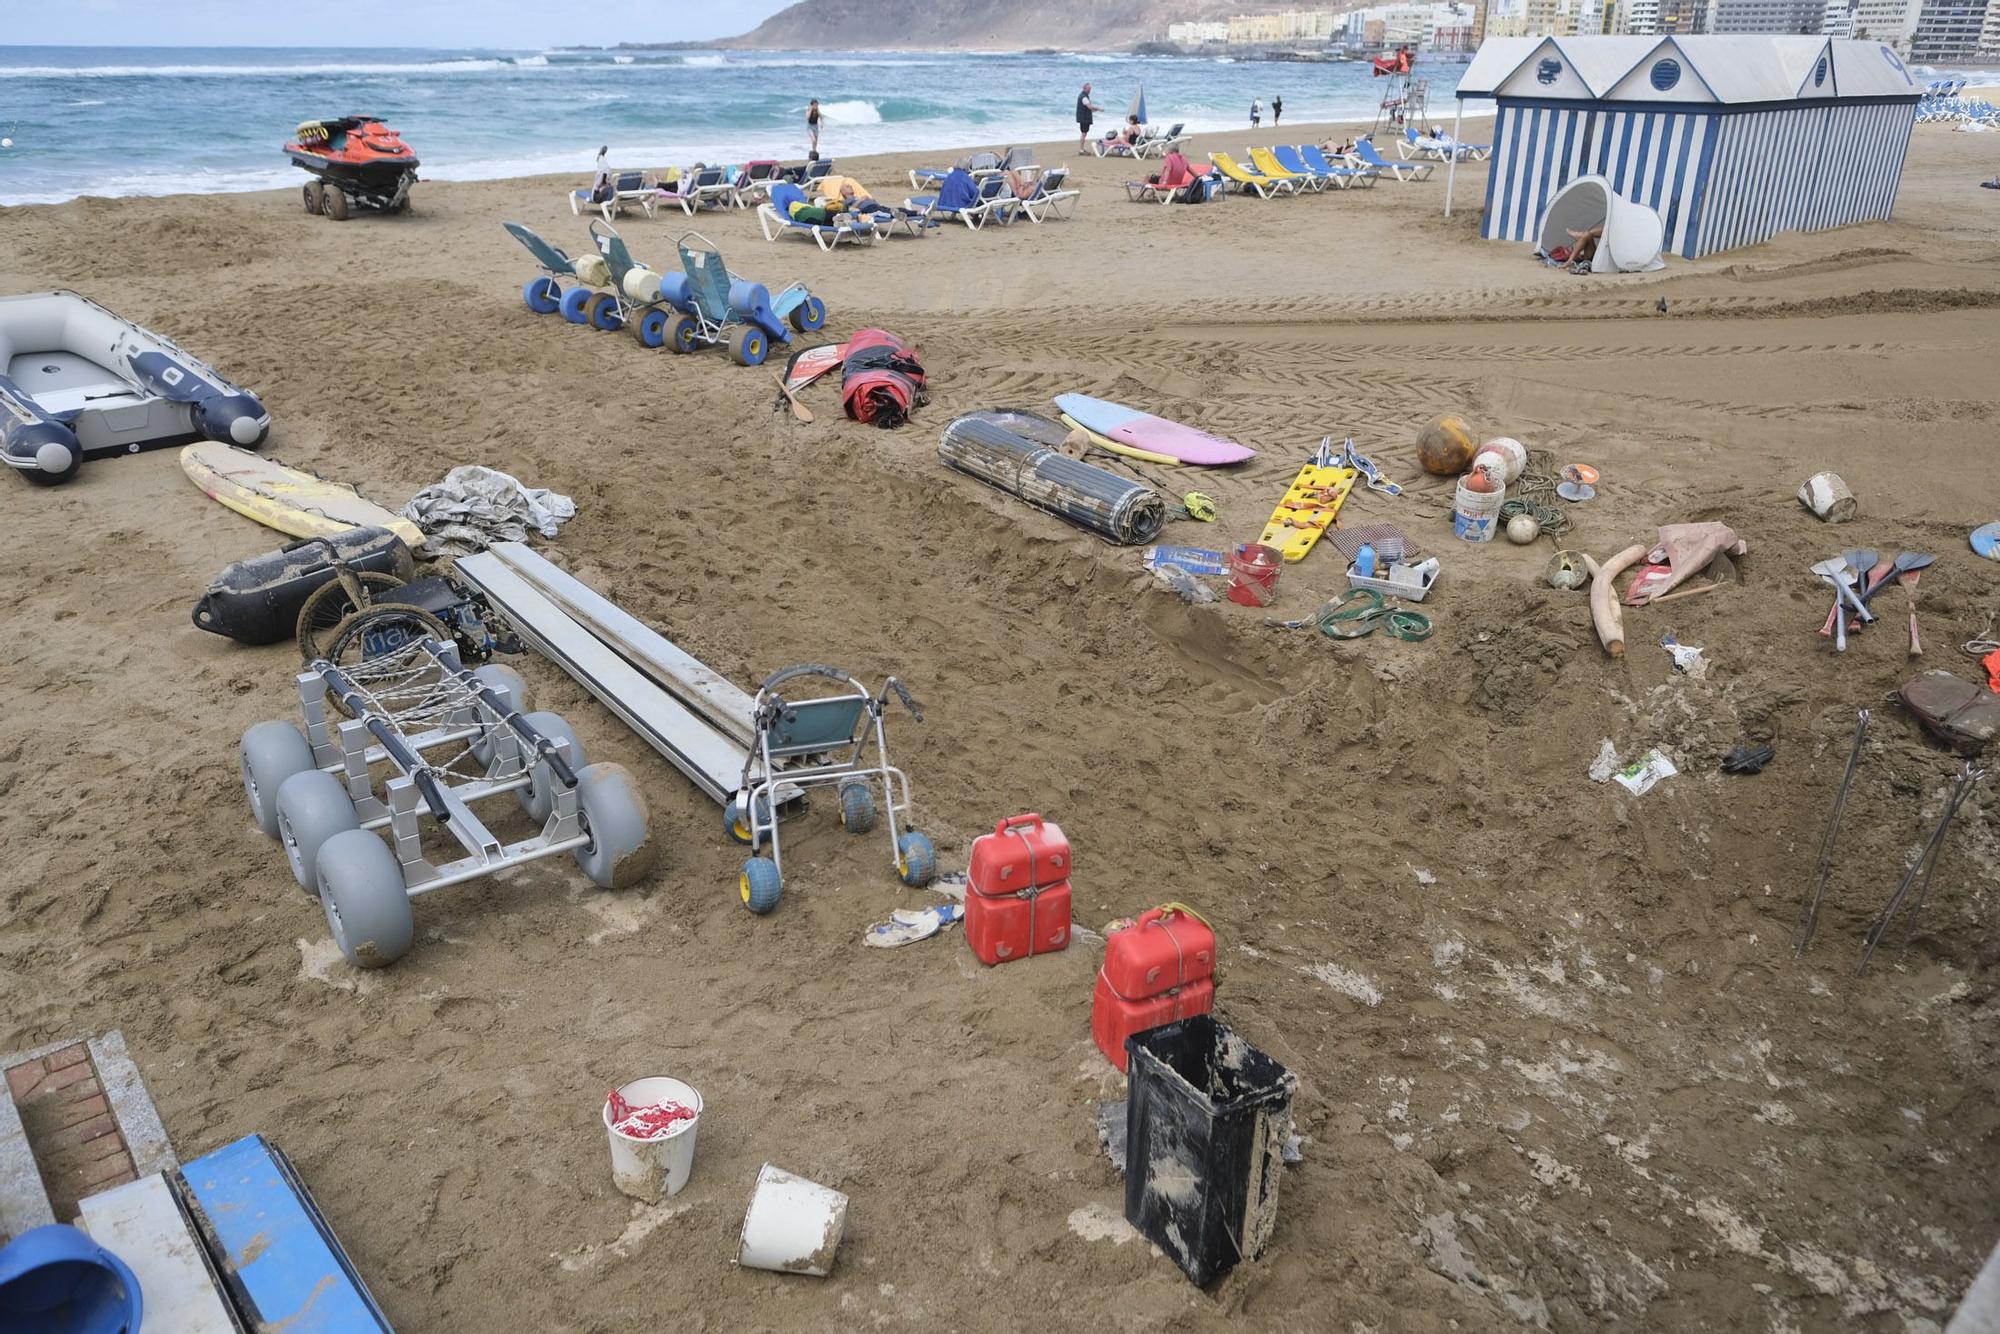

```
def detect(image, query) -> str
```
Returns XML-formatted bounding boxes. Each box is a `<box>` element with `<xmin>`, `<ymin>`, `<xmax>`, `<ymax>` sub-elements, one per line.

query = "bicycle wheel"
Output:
<box><xmin>296</xmin><ymin>572</ymin><xmax>407</xmax><ymax>665</ymax></box>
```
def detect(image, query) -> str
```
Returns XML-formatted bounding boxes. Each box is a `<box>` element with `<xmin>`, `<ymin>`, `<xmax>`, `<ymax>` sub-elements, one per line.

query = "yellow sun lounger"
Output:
<box><xmin>1209</xmin><ymin>152</ymin><xmax>1297</xmax><ymax>199</ymax></box>
<box><xmin>1249</xmin><ymin>147</ymin><xmax>1320</xmax><ymax>194</ymax></box>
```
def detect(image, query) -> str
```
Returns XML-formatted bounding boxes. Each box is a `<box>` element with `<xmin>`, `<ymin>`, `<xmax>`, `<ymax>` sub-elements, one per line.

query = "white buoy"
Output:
<box><xmin>1</xmin><ymin>139</ymin><xmax>13</xmax><ymax>150</ymax></box>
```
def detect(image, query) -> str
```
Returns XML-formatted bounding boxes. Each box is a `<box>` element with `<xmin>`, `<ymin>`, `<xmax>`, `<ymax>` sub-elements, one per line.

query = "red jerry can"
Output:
<box><xmin>965</xmin><ymin>814</ymin><xmax>1073</xmax><ymax>966</ymax></box>
<box><xmin>1091</xmin><ymin>904</ymin><xmax>1218</xmax><ymax>1071</ymax></box>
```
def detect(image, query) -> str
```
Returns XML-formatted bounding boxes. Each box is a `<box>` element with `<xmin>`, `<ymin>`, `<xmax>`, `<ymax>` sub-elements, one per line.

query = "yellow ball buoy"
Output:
<box><xmin>1417</xmin><ymin>414</ymin><xmax>1478</xmax><ymax>476</ymax></box>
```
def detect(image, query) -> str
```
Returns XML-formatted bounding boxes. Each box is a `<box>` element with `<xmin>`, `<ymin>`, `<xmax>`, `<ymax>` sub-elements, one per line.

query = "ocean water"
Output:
<box><xmin>0</xmin><ymin>45</ymin><xmax>1480</xmax><ymax>206</ymax></box>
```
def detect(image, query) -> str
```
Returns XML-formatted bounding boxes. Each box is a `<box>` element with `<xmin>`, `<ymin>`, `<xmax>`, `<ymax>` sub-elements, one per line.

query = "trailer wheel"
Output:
<box><xmin>524</xmin><ymin>276</ymin><xmax>562</xmax><ymax>314</ymax></box>
<box><xmin>670</xmin><ymin>316</ymin><xmax>700</xmax><ymax>353</ymax></box>
<box><xmin>740</xmin><ymin>857</ymin><xmax>782</xmax><ymax>914</ymax></box>
<box><xmin>277</xmin><ymin>770</ymin><xmax>361</xmax><ymax>894</ymax></box>
<box><xmin>323</xmin><ymin>188</ymin><xmax>350</xmax><ymax>221</ymax></box>
<box><xmin>242</xmin><ymin>719</ymin><xmax>316</xmax><ymax>837</ymax></box>
<box><xmin>560</xmin><ymin>286</ymin><xmax>594</xmax><ymax>324</ymax></box>
<box><xmin>303</xmin><ymin>182</ymin><xmax>324</xmax><ymax>215</ymax></box>
<box><xmin>838</xmin><ymin>780</ymin><xmax>876</xmax><ymax>834</ymax></box>
<box><xmin>466</xmin><ymin>663</ymin><xmax>530</xmax><ymax>765</ymax></box>
<box><xmin>730</xmin><ymin>326</ymin><xmax>769</xmax><ymax>367</ymax></box>
<box><xmin>317</xmin><ymin>830</ymin><xmax>414</xmax><ymax>969</ymax></box>
<box><xmin>789</xmin><ymin>296</ymin><xmax>826</xmax><ymax>332</ymax></box>
<box><xmin>517</xmin><ymin>710</ymin><xmax>585</xmax><ymax>823</ymax></box>
<box><xmin>573</xmin><ymin>762</ymin><xmax>654</xmax><ymax>890</ymax></box>
<box><xmin>896</xmin><ymin>831</ymin><xmax>937</xmax><ymax>887</ymax></box>
<box><xmin>632</xmin><ymin>307</ymin><xmax>669</xmax><ymax>349</ymax></box>
<box><xmin>587</xmin><ymin>293</ymin><xmax>623</xmax><ymax>331</ymax></box>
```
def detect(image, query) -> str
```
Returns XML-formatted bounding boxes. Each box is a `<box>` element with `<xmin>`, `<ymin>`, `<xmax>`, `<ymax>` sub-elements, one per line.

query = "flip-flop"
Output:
<box><xmin>1973</xmin><ymin>522</ymin><xmax>2000</xmax><ymax>561</ymax></box>
<box><xmin>864</xmin><ymin>903</ymin><xmax>963</xmax><ymax>948</ymax></box>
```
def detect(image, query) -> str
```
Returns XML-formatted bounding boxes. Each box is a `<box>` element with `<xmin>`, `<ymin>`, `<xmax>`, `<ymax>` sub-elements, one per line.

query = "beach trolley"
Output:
<box><xmin>727</xmin><ymin>665</ymin><xmax>934</xmax><ymax>913</ymax></box>
<box><xmin>663</xmin><ymin>229</ymin><xmax>826</xmax><ymax>366</ymax></box>
<box><xmin>452</xmin><ymin>542</ymin><xmax>934</xmax><ymax>915</ymax></box>
<box><xmin>238</xmin><ymin>636</ymin><xmax>654</xmax><ymax>968</ymax></box>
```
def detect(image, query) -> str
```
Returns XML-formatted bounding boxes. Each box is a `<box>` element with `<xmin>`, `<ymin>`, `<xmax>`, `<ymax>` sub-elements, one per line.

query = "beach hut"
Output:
<box><xmin>1448</xmin><ymin>36</ymin><xmax>1922</xmax><ymax>259</ymax></box>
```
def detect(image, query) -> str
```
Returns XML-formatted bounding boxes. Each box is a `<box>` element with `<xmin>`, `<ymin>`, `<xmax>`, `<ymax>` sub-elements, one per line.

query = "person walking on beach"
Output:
<box><xmin>590</xmin><ymin>145</ymin><xmax>612</xmax><ymax>203</ymax></box>
<box><xmin>1272</xmin><ymin>95</ymin><xmax>1283</xmax><ymax>125</ymax></box>
<box><xmin>1250</xmin><ymin>99</ymin><xmax>1262</xmax><ymax>129</ymax></box>
<box><xmin>1076</xmin><ymin>83</ymin><xmax>1102</xmax><ymax>153</ymax></box>
<box><xmin>806</xmin><ymin>99</ymin><xmax>821</xmax><ymax>155</ymax></box>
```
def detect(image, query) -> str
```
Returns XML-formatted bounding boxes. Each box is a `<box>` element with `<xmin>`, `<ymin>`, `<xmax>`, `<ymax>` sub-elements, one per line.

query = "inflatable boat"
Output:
<box><xmin>0</xmin><ymin>290</ymin><xmax>270</xmax><ymax>486</ymax></box>
<box><xmin>285</xmin><ymin>116</ymin><xmax>419</xmax><ymax>218</ymax></box>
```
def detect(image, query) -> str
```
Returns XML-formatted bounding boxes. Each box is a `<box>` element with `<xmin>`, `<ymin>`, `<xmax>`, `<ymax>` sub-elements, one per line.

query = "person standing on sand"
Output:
<box><xmin>1250</xmin><ymin>98</ymin><xmax>1262</xmax><ymax>128</ymax></box>
<box><xmin>590</xmin><ymin>145</ymin><xmax>612</xmax><ymax>203</ymax></box>
<box><xmin>1076</xmin><ymin>83</ymin><xmax>1102</xmax><ymax>153</ymax></box>
<box><xmin>806</xmin><ymin>99</ymin><xmax>821</xmax><ymax>155</ymax></box>
<box><xmin>1272</xmin><ymin>95</ymin><xmax>1283</xmax><ymax>125</ymax></box>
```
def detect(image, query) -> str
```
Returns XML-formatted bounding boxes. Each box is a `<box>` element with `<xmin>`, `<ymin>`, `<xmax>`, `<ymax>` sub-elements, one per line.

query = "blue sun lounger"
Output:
<box><xmin>756</xmin><ymin>181</ymin><xmax>878</xmax><ymax>250</ymax></box>
<box><xmin>903</xmin><ymin>167</ymin><xmax>996</xmax><ymax>228</ymax></box>
<box><xmin>1300</xmin><ymin>144</ymin><xmax>1379</xmax><ymax>189</ymax></box>
<box><xmin>1350</xmin><ymin>138</ymin><xmax>1433</xmax><ymax>182</ymax></box>
<box><xmin>569</xmin><ymin>170</ymin><xmax>658</xmax><ymax>220</ymax></box>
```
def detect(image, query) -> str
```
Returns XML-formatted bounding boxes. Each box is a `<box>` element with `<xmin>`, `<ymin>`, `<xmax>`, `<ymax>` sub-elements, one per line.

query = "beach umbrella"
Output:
<box><xmin>1128</xmin><ymin>85</ymin><xmax>1147</xmax><ymax>125</ymax></box>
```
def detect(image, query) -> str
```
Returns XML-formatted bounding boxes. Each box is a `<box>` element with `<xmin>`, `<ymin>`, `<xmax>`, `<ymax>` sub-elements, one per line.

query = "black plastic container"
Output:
<box><xmin>192</xmin><ymin>527</ymin><xmax>413</xmax><ymax>645</ymax></box>
<box><xmin>1123</xmin><ymin>1014</ymin><xmax>1297</xmax><ymax>1286</ymax></box>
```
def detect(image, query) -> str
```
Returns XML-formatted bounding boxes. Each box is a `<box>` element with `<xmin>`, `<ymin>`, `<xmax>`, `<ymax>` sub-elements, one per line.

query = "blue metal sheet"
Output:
<box><xmin>177</xmin><ymin>1135</ymin><xmax>392</xmax><ymax>1333</ymax></box>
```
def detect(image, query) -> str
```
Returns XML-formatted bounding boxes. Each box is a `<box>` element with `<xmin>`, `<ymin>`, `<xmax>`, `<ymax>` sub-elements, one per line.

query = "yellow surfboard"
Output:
<box><xmin>1259</xmin><ymin>462</ymin><xmax>1357</xmax><ymax>562</ymax></box>
<box><xmin>181</xmin><ymin>442</ymin><xmax>425</xmax><ymax>550</ymax></box>
<box><xmin>1055</xmin><ymin>413</ymin><xmax>1181</xmax><ymax>467</ymax></box>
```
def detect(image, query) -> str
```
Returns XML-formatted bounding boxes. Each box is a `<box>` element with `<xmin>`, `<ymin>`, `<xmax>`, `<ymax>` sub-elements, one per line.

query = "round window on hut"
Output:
<box><xmin>1650</xmin><ymin>59</ymin><xmax>1681</xmax><ymax>92</ymax></box>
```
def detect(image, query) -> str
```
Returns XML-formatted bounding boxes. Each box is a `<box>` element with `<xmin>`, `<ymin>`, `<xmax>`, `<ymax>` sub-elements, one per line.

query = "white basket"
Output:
<box><xmin>1345</xmin><ymin>559</ymin><xmax>1437</xmax><ymax>602</ymax></box>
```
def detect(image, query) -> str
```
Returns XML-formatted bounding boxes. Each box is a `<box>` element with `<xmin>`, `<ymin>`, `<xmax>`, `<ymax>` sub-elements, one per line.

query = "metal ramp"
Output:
<box><xmin>455</xmin><ymin>542</ymin><xmax>759</xmax><ymax>806</ymax></box>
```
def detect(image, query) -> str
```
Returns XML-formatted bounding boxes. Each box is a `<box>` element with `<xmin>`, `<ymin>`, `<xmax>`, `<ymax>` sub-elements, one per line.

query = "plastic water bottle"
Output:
<box><xmin>1355</xmin><ymin>543</ymin><xmax>1378</xmax><ymax>578</ymax></box>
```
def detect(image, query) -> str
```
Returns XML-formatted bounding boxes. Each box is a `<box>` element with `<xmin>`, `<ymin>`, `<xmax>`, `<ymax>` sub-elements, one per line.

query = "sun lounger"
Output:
<box><xmin>1350</xmin><ymin>138</ymin><xmax>1433</xmax><ymax>182</ymax></box>
<box><xmin>1299</xmin><ymin>144</ymin><xmax>1378</xmax><ymax>189</ymax></box>
<box><xmin>687</xmin><ymin>165</ymin><xmax>742</xmax><ymax>210</ymax></box>
<box><xmin>909</xmin><ymin>156</ymin><xmax>971</xmax><ymax>189</ymax></box>
<box><xmin>1135</xmin><ymin>122</ymin><xmax>1187</xmax><ymax>159</ymax></box>
<box><xmin>904</xmin><ymin>167</ymin><xmax>1008</xmax><ymax>229</ymax></box>
<box><xmin>757</xmin><ymin>181</ymin><xmax>878</xmax><ymax>250</ymax></box>
<box><xmin>1400</xmin><ymin>126</ymin><xmax>1490</xmax><ymax>162</ymax></box>
<box><xmin>1126</xmin><ymin>152</ymin><xmax>1208</xmax><ymax>204</ymax></box>
<box><xmin>569</xmin><ymin>169</ymin><xmax>655</xmax><ymax>220</ymax></box>
<box><xmin>1016</xmin><ymin>166</ymin><xmax>1079</xmax><ymax>222</ymax></box>
<box><xmin>1250</xmin><ymin>146</ymin><xmax>1320</xmax><ymax>193</ymax></box>
<box><xmin>998</xmin><ymin>146</ymin><xmax>1038</xmax><ymax>174</ymax></box>
<box><xmin>740</xmin><ymin>159</ymin><xmax>781</xmax><ymax>200</ymax></box>
<box><xmin>1210</xmin><ymin>151</ymin><xmax>1296</xmax><ymax>198</ymax></box>
<box><xmin>1270</xmin><ymin>144</ymin><xmax>1337</xmax><ymax>190</ymax></box>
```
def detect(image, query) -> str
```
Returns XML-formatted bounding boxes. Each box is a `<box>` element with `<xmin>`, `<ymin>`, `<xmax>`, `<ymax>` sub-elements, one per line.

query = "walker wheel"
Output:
<box><xmin>896</xmin><ymin>831</ymin><xmax>937</xmax><ymax>887</ymax></box>
<box><xmin>670</xmin><ymin>315</ymin><xmax>700</xmax><ymax>353</ymax></box>
<box><xmin>318</xmin><ymin>830</ymin><xmax>414</xmax><ymax>968</ymax></box>
<box><xmin>838</xmin><ymin>781</ymin><xmax>876</xmax><ymax>834</ymax></box>
<box><xmin>740</xmin><ymin>857</ymin><xmax>782</xmax><ymax>914</ymax></box>
<box><xmin>524</xmin><ymin>276</ymin><xmax>563</xmax><ymax>315</ymax></box>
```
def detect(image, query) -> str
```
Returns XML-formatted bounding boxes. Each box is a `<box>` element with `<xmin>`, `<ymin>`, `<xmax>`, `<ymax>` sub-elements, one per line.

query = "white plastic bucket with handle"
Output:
<box><xmin>1453</xmin><ymin>478</ymin><xmax>1505</xmax><ymax>542</ymax></box>
<box><xmin>603</xmin><ymin>1077</ymin><xmax>702</xmax><ymax>1202</ymax></box>
<box><xmin>736</xmin><ymin>1164</ymin><xmax>848</xmax><ymax>1277</ymax></box>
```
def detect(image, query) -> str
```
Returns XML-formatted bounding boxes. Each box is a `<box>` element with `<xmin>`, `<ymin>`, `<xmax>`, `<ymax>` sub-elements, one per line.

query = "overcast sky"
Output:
<box><xmin>6</xmin><ymin>0</ymin><xmax>798</xmax><ymax>48</ymax></box>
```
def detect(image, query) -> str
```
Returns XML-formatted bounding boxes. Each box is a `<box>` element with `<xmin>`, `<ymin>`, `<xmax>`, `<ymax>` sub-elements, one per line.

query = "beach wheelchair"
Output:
<box><xmin>504</xmin><ymin>220</ymin><xmax>613</xmax><ymax>326</ymax></box>
<box><xmin>662</xmin><ymin>230</ymin><xmax>827</xmax><ymax>366</ymax></box>
<box><xmin>724</xmin><ymin>665</ymin><xmax>935</xmax><ymax>914</ymax></box>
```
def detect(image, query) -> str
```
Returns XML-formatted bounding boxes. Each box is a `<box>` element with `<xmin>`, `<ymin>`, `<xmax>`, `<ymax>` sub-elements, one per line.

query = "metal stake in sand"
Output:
<box><xmin>1797</xmin><ymin>709</ymin><xmax>1870</xmax><ymax>955</ymax></box>
<box><xmin>1856</xmin><ymin>763</ymin><xmax>1983</xmax><ymax>976</ymax></box>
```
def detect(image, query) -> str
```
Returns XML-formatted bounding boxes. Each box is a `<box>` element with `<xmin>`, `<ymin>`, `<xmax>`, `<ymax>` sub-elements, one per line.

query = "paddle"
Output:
<box><xmin>772</xmin><ymin>372</ymin><xmax>814</xmax><ymax>424</ymax></box>
<box><xmin>1823</xmin><ymin>554</ymin><xmax>1892</xmax><ymax>637</ymax></box>
<box><xmin>1899</xmin><ymin>554</ymin><xmax>1936</xmax><ymax>655</ymax></box>
<box><xmin>1811</xmin><ymin>557</ymin><xmax>1858</xmax><ymax>653</ymax></box>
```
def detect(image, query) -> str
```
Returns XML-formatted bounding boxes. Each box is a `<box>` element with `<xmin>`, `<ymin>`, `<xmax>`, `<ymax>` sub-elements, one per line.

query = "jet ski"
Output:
<box><xmin>285</xmin><ymin>115</ymin><xmax>419</xmax><ymax>219</ymax></box>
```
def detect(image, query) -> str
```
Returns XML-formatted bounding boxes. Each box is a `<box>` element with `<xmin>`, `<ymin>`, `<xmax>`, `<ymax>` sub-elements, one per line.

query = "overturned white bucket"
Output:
<box><xmin>736</xmin><ymin>1164</ymin><xmax>848</xmax><ymax>1277</ymax></box>
<box><xmin>1537</xmin><ymin>174</ymin><xmax>1666</xmax><ymax>273</ymax></box>
<box><xmin>602</xmin><ymin>1077</ymin><xmax>702</xmax><ymax>1202</ymax></box>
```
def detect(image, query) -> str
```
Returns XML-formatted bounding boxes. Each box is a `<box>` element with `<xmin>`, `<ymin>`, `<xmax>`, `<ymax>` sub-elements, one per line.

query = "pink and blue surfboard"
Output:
<box><xmin>1054</xmin><ymin>394</ymin><xmax>1257</xmax><ymax>466</ymax></box>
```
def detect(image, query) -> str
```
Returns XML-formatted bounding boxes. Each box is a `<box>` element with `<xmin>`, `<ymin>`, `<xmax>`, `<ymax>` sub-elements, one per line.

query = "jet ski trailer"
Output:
<box><xmin>455</xmin><ymin>542</ymin><xmax>935</xmax><ymax>913</ymax></box>
<box><xmin>0</xmin><ymin>290</ymin><xmax>270</xmax><ymax>486</ymax></box>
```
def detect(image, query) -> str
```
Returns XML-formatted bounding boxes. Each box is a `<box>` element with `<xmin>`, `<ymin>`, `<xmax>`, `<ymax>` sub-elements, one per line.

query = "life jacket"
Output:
<box><xmin>841</xmin><ymin>329</ymin><xmax>926</xmax><ymax>428</ymax></box>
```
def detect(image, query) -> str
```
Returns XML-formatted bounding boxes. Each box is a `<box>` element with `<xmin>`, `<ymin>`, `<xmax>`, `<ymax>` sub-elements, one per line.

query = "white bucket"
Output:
<box><xmin>1453</xmin><ymin>477</ymin><xmax>1505</xmax><ymax>542</ymax></box>
<box><xmin>1798</xmin><ymin>471</ymin><xmax>1857</xmax><ymax>523</ymax></box>
<box><xmin>602</xmin><ymin>1077</ymin><xmax>702</xmax><ymax>1202</ymax></box>
<box><xmin>736</xmin><ymin>1163</ymin><xmax>848</xmax><ymax>1277</ymax></box>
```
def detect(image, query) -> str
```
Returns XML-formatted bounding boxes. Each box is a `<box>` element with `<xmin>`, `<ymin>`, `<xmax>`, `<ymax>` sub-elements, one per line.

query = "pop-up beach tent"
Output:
<box><xmin>1537</xmin><ymin>175</ymin><xmax>1666</xmax><ymax>272</ymax></box>
<box><xmin>1449</xmin><ymin>36</ymin><xmax>1922</xmax><ymax>259</ymax></box>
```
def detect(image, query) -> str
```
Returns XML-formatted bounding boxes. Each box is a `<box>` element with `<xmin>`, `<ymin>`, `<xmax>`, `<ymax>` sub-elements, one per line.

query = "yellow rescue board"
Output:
<box><xmin>1055</xmin><ymin>413</ymin><xmax>1182</xmax><ymax>467</ymax></box>
<box><xmin>1259</xmin><ymin>463</ymin><xmax>1357</xmax><ymax>562</ymax></box>
<box><xmin>180</xmin><ymin>442</ymin><xmax>425</xmax><ymax>549</ymax></box>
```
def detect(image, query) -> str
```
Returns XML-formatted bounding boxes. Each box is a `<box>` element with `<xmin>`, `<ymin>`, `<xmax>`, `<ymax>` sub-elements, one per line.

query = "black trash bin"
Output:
<box><xmin>1123</xmin><ymin>1013</ymin><xmax>1297</xmax><ymax>1286</ymax></box>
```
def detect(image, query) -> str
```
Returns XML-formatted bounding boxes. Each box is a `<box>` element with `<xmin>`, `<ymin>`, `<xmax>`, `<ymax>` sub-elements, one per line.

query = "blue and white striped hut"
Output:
<box><xmin>1449</xmin><ymin>37</ymin><xmax>1922</xmax><ymax>259</ymax></box>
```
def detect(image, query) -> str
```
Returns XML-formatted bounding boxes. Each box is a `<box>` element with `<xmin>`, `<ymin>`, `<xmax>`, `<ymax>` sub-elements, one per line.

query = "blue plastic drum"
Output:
<box><xmin>0</xmin><ymin>1224</ymin><xmax>143</xmax><ymax>1333</ymax></box>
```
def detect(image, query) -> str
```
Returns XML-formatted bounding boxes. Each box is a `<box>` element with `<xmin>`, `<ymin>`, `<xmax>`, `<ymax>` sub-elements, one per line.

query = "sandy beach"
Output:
<box><xmin>2</xmin><ymin>112</ymin><xmax>1998</xmax><ymax>1330</ymax></box>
